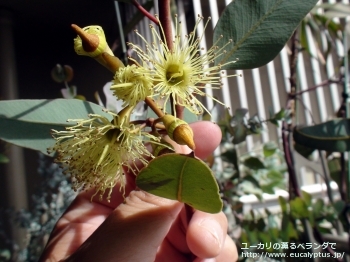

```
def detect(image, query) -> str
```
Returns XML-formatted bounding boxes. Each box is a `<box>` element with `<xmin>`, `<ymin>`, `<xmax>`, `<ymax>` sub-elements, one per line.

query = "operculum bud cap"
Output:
<box><xmin>161</xmin><ymin>115</ymin><xmax>195</xmax><ymax>150</ymax></box>
<box><xmin>72</xmin><ymin>24</ymin><xmax>114</xmax><ymax>58</ymax></box>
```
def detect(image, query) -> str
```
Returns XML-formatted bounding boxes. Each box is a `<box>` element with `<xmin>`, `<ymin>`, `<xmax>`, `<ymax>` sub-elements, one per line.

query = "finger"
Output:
<box><xmin>193</xmin><ymin>235</ymin><xmax>238</xmax><ymax>262</ymax></box>
<box><xmin>172</xmin><ymin>121</ymin><xmax>222</xmax><ymax>158</ymax></box>
<box><xmin>186</xmin><ymin>211</ymin><xmax>228</xmax><ymax>258</ymax></box>
<box><xmin>216</xmin><ymin>235</ymin><xmax>238</xmax><ymax>262</ymax></box>
<box><xmin>63</xmin><ymin>191</ymin><xmax>183</xmax><ymax>262</ymax></box>
<box><xmin>190</xmin><ymin>121</ymin><xmax>221</xmax><ymax>159</ymax></box>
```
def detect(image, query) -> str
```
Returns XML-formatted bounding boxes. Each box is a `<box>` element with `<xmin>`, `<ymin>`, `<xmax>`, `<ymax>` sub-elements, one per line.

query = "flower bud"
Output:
<box><xmin>161</xmin><ymin>115</ymin><xmax>195</xmax><ymax>150</ymax></box>
<box><xmin>71</xmin><ymin>24</ymin><xmax>121</xmax><ymax>70</ymax></box>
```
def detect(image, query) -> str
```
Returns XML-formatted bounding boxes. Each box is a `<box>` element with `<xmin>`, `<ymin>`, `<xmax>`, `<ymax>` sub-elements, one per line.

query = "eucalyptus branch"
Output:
<box><xmin>339</xmin><ymin>153</ymin><xmax>349</xmax><ymax>201</ymax></box>
<box><xmin>284</xmin><ymin>31</ymin><xmax>301</xmax><ymax>199</ymax></box>
<box><xmin>294</xmin><ymin>78</ymin><xmax>342</xmax><ymax>96</ymax></box>
<box><xmin>282</xmin><ymin>129</ymin><xmax>301</xmax><ymax>198</ymax></box>
<box><xmin>131</xmin><ymin>0</ymin><xmax>158</xmax><ymax>25</ymax></box>
<box><xmin>158</xmin><ymin>0</ymin><xmax>173</xmax><ymax>51</ymax></box>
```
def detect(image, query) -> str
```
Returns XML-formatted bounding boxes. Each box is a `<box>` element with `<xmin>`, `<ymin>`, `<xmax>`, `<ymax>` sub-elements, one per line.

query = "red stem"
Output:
<box><xmin>158</xmin><ymin>0</ymin><xmax>184</xmax><ymax>119</ymax></box>
<box><xmin>158</xmin><ymin>0</ymin><xmax>173</xmax><ymax>51</ymax></box>
<box><xmin>132</xmin><ymin>0</ymin><xmax>159</xmax><ymax>25</ymax></box>
<box><xmin>294</xmin><ymin>79</ymin><xmax>341</xmax><ymax>96</ymax></box>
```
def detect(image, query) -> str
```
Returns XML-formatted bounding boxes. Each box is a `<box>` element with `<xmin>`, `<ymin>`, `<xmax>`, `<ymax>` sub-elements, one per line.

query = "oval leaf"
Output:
<box><xmin>243</xmin><ymin>156</ymin><xmax>265</xmax><ymax>170</ymax></box>
<box><xmin>214</xmin><ymin>0</ymin><xmax>318</xmax><ymax>69</ymax></box>
<box><xmin>136</xmin><ymin>153</ymin><xmax>222</xmax><ymax>213</ymax></box>
<box><xmin>263</xmin><ymin>141</ymin><xmax>278</xmax><ymax>157</ymax></box>
<box><xmin>0</xmin><ymin>99</ymin><xmax>111</xmax><ymax>155</ymax></box>
<box><xmin>293</xmin><ymin>119</ymin><xmax>350</xmax><ymax>152</ymax></box>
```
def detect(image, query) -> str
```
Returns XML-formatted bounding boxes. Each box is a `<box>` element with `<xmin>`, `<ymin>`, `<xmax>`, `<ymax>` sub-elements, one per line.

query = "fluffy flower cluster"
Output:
<box><xmin>48</xmin><ymin>110</ymin><xmax>157</xmax><ymax>201</ymax></box>
<box><xmin>125</xmin><ymin>15</ymin><xmax>236</xmax><ymax>115</ymax></box>
<box><xmin>111</xmin><ymin>64</ymin><xmax>154</xmax><ymax>107</ymax></box>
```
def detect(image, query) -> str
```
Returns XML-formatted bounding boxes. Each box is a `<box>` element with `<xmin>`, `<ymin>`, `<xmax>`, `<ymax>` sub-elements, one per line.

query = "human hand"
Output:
<box><xmin>39</xmin><ymin>121</ymin><xmax>238</xmax><ymax>262</ymax></box>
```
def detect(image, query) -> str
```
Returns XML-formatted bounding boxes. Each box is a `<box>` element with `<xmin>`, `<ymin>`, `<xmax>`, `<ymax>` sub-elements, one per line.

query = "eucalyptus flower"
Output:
<box><xmin>111</xmin><ymin>64</ymin><xmax>154</xmax><ymax>107</ymax></box>
<box><xmin>127</xmin><ymin>15</ymin><xmax>237</xmax><ymax>115</ymax></box>
<box><xmin>47</xmin><ymin>107</ymin><xmax>156</xmax><ymax>202</ymax></box>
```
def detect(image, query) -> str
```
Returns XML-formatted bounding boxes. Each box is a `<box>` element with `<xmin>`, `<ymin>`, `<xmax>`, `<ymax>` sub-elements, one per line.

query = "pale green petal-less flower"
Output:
<box><xmin>48</xmin><ymin>110</ymin><xmax>155</xmax><ymax>202</ymax></box>
<box><xmin>127</xmin><ymin>15</ymin><xmax>238</xmax><ymax>115</ymax></box>
<box><xmin>111</xmin><ymin>64</ymin><xmax>154</xmax><ymax>107</ymax></box>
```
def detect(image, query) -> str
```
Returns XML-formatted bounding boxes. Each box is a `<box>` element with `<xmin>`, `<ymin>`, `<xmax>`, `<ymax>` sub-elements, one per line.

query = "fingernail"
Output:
<box><xmin>199</xmin><ymin>259</ymin><xmax>216</xmax><ymax>262</ymax></box>
<box><xmin>198</xmin><ymin>218</ymin><xmax>223</xmax><ymax>248</ymax></box>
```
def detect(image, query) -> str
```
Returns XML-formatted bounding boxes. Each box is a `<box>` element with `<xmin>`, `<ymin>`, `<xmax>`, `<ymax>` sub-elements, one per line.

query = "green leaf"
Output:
<box><xmin>0</xmin><ymin>99</ymin><xmax>111</xmax><ymax>155</ymax></box>
<box><xmin>266</xmin><ymin>170</ymin><xmax>284</xmax><ymax>180</ymax></box>
<box><xmin>239</xmin><ymin>180</ymin><xmax>263</xmax><ymax>200</ymax></box>
<box><xmin>232</xmin><ymin>108</ymin><xmax>248</xmax><ymax>121</ymax></box>
<box><xmin>242</xmin><ymin>174</ymin><xmax>261</xmax><ymax>188</ymax></box>
<box><xmin>300</xmin><ymin>19</ymin><xmax>309</xmax><ymax>51</ymax></box>
<box><xmin>269</xmin><ymin>118</ymin><xmax>279</xmax><ymax>127</ymax></box>
<box><xmin>267</xmin><ymin>227</ymin><xmax>280</xmax><ymax>244</ymax></box>
<box><xmin>247</xmin><ymin>115</ymin><xmax>262</xmax><ymax>134</ymax></box>
<box><xmin>333</xmin><ymin>200</ymin><xmax>346</xmax><ymax>215</ymax></box>
<box><xmin>136</xmin><ymin>153</ymin><xmax>222</xmax><ymax>213</ymax></box>
<box><xmin>312</xmin><ymin>14</ymin><xmax>342</xmax><ymax>35</ymax></box>
<box><xmin>213</xmin><ymin>0</ymin><xmax>319</xmax><ymax>69</ymax></box>
<box><xmin>274</xmin><ymin>108</ymin><xmax>286</xmax><ymax>121</ymax></box>
<box><xmin>293</xmin><ymin>119</ymin><xmax>350</xmax><ymax>152</ymax></box>
<box><xmin>0</xmin><ymin>154</ymin><xmax>9</xmax><ymax>164</ymax></box>
<box><xmin>243</xmin><ymin>156</ymin><xmax>265</xmax><ymax>170</ymax></box>
<box><xmin>263</xmin><ymin>141</ymin><xmax>278</xmax><ymax>157</ymax></box>
<box><xmin>261</xmin><ymin>180</ymin><xmax>281</xmax><ymax>194</ymax></box>
<box><xmin>301</xmin><ymin>190</ymin><xmax>312</xmax><ymax>207</ymax></box>
<box><xmin>280</xmin><ymin>213</ymin><xmax>298</xmax><ymax>241</ymax></box>
<box><xmin>317</xmin><ymin>225</ymin><xmax>333</xmax><ymax>234</ymax></box>
<box><xmin>260</xmin><ymin>184</ymin><xmax>275</xmax><ymax>194</ymax></box>
<box><xmin>290</xmin><ymin>197</ymin><xmax>309</xmax><ymax>219</ymax></box>
<box><xmin>221</xmin><ymin>148</ymin><xmax>239</xmax><ymax>173</ymax></box>
<box><xmin>232</xmin><ymin>124</ymin><xmax>247</xmax><ymax>144</ymax></box>
<box><xmin>313</xmin><ymin>198</ymin><xmax>324</xmax><ymax>218</ymax></box>
<box><xmin>230</xmin><ymin>108</ymin><xmax>249</xmax><ymax>144</ymax></box>
<box><xmin>294</xmin><ymin>143</ymin><xmax>315</xmax><ymax>159</ymax></box>
<box><xmin>278</xmin><ymin>196</ymin><xmax>288</xmax><ymax>213</ymax></box>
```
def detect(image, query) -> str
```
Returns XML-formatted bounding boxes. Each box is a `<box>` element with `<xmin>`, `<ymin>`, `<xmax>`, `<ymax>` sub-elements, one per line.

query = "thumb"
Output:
<box><xmin>65</xmin><ymin>191</ymin><xmax>183</xmax><ymax>262</ymax></box>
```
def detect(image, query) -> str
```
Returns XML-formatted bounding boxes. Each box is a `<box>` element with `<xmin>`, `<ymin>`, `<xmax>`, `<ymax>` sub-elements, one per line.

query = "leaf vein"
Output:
<box><xmin>221</xmin><ymin>0</ymin><xmax>284</xmax><ymax>64</ymax></box>
<box><xmin>177</xmin><ymin>157</ymin><xmax>188</xmax><ymax>201</ymax></box>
